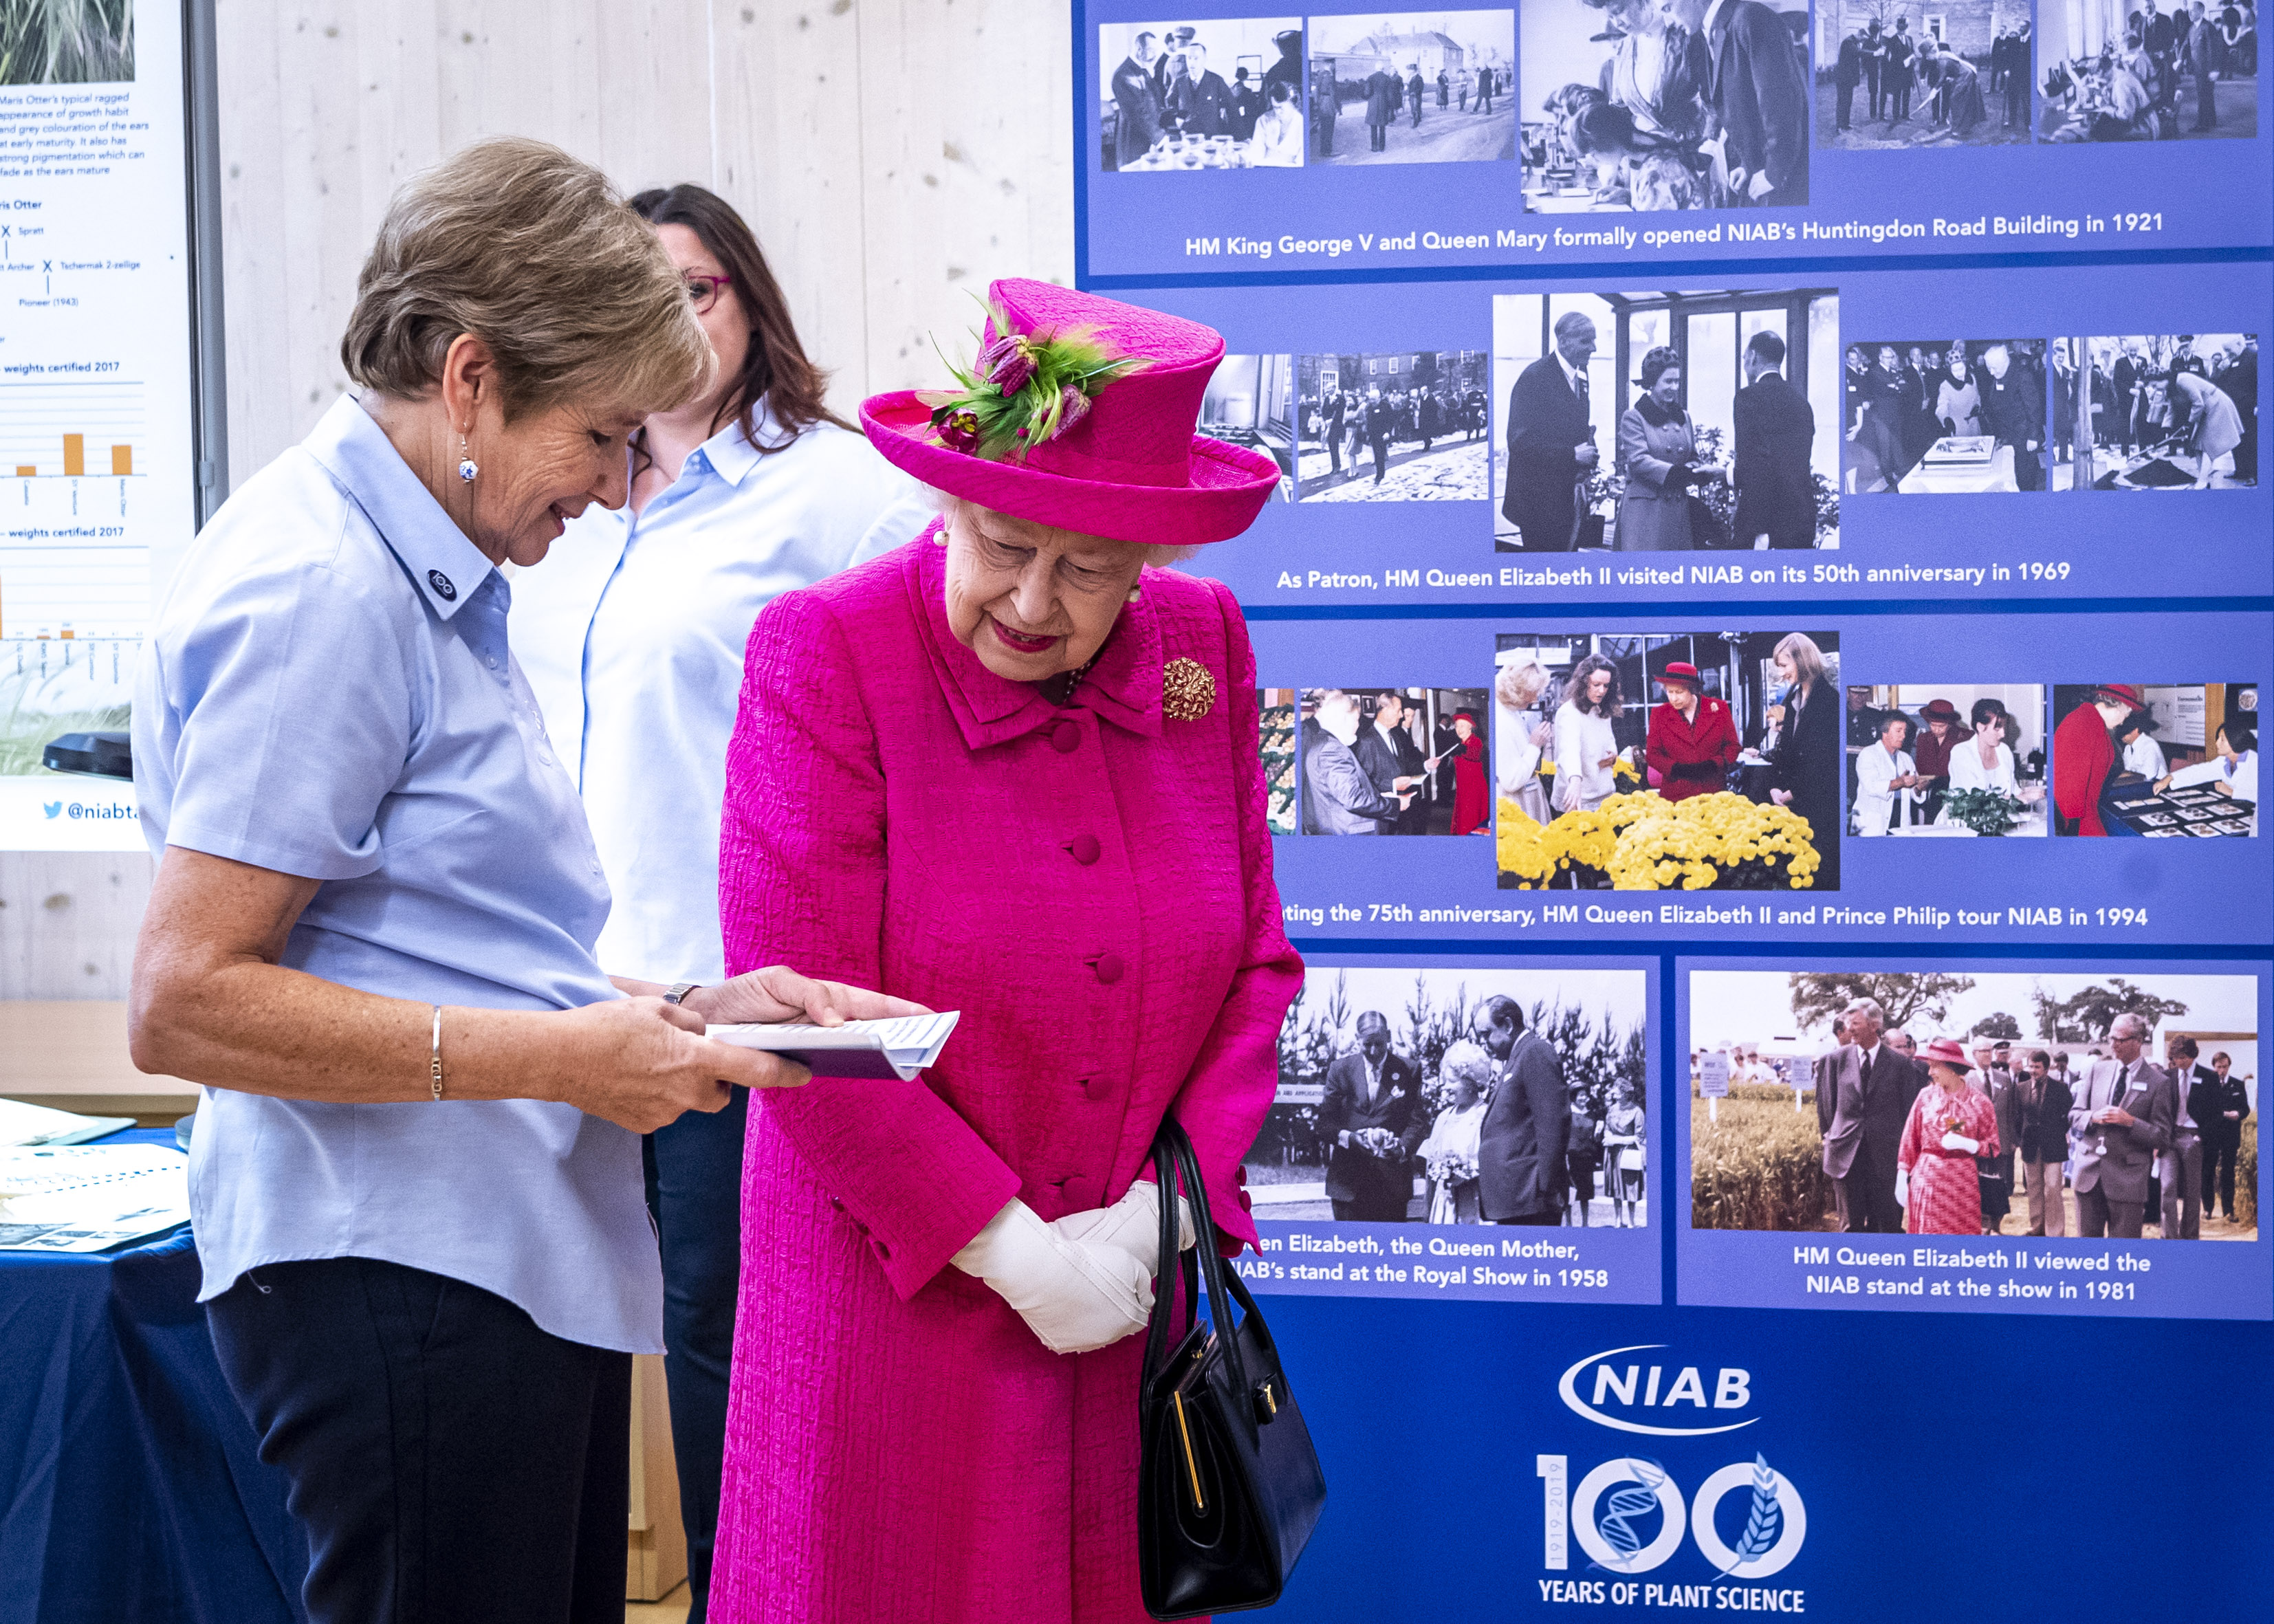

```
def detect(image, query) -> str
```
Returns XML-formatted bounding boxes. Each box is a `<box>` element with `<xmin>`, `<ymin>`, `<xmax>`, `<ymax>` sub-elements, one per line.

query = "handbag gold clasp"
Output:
<box><xmin>1172</xmin><ymin>1389</ymin><xmax>1205</xmax><ymax>1511</ymax></box>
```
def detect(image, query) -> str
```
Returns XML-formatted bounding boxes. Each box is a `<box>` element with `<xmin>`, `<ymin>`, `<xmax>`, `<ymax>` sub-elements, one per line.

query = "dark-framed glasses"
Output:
<box><xmin>684</xmin><ymin>272</ymin><xmax>734</xmax><ymax>314</ymax></box>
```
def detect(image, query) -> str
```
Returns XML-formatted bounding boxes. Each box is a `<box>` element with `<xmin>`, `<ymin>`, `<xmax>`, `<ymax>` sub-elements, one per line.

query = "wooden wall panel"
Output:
<box><xmin>4</xmin><ymin>0</ymin><xmax>1073</xmax><ymax>1028</ymax></box>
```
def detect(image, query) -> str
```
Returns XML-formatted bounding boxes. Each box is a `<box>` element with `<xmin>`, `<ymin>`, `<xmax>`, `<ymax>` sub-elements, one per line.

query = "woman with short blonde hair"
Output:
<box><xmin>132</xmin><ymin>138</ymin><xmax>910</xmax><ymax>1624</ymax></box>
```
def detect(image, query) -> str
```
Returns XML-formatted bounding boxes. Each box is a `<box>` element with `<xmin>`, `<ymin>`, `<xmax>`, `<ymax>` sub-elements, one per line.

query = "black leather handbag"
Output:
<box><xmin>1138</xmin><ymin>1117</ymin><xmax>1326</xmax><ymax>1618</ymax></box>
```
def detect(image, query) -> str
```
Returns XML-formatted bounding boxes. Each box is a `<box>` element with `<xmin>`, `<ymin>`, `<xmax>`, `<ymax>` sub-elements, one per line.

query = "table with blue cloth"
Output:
<box><xmin>0</xmin><ymin>1127</ymin><xmax>304</xmax><ymax>1623</ymax></box>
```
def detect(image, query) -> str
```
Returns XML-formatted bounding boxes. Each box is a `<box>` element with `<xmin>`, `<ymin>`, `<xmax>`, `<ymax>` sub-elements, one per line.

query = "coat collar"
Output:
<box><xmin>910</xmin><ymin>520</ymin><xmax>1165</xmax><ymax>751</ymax></box>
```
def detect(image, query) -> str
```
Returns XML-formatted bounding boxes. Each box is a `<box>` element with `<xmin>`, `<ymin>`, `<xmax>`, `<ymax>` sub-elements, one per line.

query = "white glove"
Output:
<box><xmin>1895</xmin><ymin>1169</ymin><xmax>1910</xmax><ymax>1209</ymax></box>
<box><xmin>952</xmin><ymin>1198</ymin><xmax>1152</xmax><ymax>1355</ymax></box>
<box><xmin>1053</xmin><ymin>1180</ymin><xmax>1197</xmax><ymax>1278</ymax></box>
<box><xmin>1939</xmin><ymin>1131</ymin><xmax>1981</xmax><ymax>1155</ymax></box>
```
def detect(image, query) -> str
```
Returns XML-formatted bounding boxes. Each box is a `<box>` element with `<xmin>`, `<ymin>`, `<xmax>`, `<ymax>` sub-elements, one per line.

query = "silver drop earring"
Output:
<box><xmin>457</xmin><ymin>434</ymin><xmax>478</xmax><ymax>483</ymax></box>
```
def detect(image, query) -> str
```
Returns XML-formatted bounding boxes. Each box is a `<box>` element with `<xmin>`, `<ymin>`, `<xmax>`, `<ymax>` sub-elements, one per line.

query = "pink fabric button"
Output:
<box><xmin>1093</xmin><ymin>952</ymin><xmax>1125</xmax><ymax>985</ymax></box>
<box><xmin>1051</xmin><ymin>720</ymin><xmax>1082</xmax><ymax>753</ymax></box>
<box><xmin>1234</xmin><ymin>1165</ymin><xmax>1247</xmax><ymax>1187</ymax></box>
<box><xmin>1067</xmin><ymin>833</ymin><xmax>1101</xmax><ymax>866</ymax></box>
<box><xmin>1238</xmin><ymin>1189</ymin><xmax>1253</xmax><ymax>1212</ymax></box>
<box><xmin>870</xmin><ymin>1238</ymin><xmax>892</xmax><ymax>1262</ymax></box>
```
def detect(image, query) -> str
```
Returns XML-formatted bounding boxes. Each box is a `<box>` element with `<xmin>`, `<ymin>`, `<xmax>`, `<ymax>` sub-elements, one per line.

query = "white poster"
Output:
<box><xmin>0</xmin><ymin>0</ymin><xmax>198</xmax><ymax>849</ymax></box>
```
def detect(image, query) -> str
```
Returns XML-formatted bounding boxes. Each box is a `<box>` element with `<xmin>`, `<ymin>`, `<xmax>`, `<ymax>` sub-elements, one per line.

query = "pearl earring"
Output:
<box><xmin>1126</xmin><ymin>586</ymin><xmax>1142</xmax><ymax>604</ymax></box>
<box><xmin>457</xmin><ymin>434</ymin><xmax>478</xmax><ymax>483</ymax></box>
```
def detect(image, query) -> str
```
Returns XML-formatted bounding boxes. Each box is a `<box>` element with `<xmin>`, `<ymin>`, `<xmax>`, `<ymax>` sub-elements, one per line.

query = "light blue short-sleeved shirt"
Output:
<box><xmin>509</xmin><ymin>410</ymin><xmax>930</xmax><ymax>984</ymax></box>
<box><xmin>135</xmin><ymin>395</ymin><xmax>662</xmax><ymax>1352</ymax></box>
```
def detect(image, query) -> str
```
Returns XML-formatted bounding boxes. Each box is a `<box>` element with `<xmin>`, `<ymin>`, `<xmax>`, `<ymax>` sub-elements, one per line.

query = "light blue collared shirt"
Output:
<box><xmin>510</xmin><ymin>409</ymin><xmax>929</xmax><ymax>983</ymax></box>
<box><xmin>135</xmin><ymin>395</ymin><xmax>662</xmax><ymax>1352</ymax></box>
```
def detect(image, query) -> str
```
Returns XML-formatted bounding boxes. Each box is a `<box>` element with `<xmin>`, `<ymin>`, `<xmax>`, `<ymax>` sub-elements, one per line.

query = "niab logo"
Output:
<box><xmin>1558</xmin><ymin>1343</ymin><xmax>1756</xmax><ymax>1436</ymax></box>
<box><xmin>1537</xmin><ymin>1344</ymin><xmax>1811</xmax><ymax>1605</ymax></box>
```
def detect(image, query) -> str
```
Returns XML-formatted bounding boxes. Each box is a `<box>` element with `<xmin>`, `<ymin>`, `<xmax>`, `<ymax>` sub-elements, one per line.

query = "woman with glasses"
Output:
<box><xmin>507</xmin><ymin>183</ymin><xmax>927</xmax><ymax>1623</ymax></box>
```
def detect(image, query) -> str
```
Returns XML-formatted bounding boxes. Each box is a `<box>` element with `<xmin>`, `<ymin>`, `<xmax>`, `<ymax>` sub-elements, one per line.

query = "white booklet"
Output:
<box><xmin>706</xmin><ymin>1011</ymin><xmax>960</xmax><ymax>1081</ymax></box>
<box><xmin>0</xmin><ymin>1142</ymin><xmax>190</xmax><ymax>1253</ymax></box>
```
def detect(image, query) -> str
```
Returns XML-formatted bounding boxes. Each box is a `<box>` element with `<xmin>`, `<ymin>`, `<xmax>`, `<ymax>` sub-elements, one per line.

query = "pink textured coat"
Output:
<box><xmin>710</xmin><ymin>531</ymin><xmax>1302</xmax><ymax>1623</ymax></box>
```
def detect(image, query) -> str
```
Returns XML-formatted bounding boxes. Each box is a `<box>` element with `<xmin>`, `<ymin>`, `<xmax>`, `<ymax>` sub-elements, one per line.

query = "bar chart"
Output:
<box><xmin>1</xmin><ymin>377</ymin><xmax>154</xmax><ymax>642</ymax></box>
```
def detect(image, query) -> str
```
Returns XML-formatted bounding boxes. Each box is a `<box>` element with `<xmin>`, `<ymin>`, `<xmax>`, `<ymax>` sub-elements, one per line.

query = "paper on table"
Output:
<box><xmin>706</xmin><ymin>1011</ymin><xmax>961</xmax><ymax>1081</ymax></box>
<box><xmin>0</xmin><ymin>1097</ymin><xmax>138</xmax><ymax>1147</ymax></box>
<box><xmin>0</xmin><ymin>1142</ymin><xmax>190</xmax><ymax>1252</ymax></box>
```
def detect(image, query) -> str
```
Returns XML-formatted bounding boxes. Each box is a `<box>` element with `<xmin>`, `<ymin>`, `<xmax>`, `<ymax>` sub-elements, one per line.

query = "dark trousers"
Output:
<box><xmin>645</xmin><ymin>1086</ymin><xmax>749</xmax><ymax>1623</ymax></box>
<box><xmin>1837</xmin><ymin>80</ymin><xmax>1857</xmax><ymax>128</ymax></box>
<box><xmin>1866</xmin><ymin>63</ymin><xmax>1883</xmax><ymax>116</ymax></box>
<box><xmin>2196</xmin><ymin>63</ymin><xmax>2217</xmax><ymax>129</ymax></box>
<box><xmin>1326</xmin><ymin>426</ymin><xmax>1342</xmax><ymax>472</ymax></box>
<box><xmin>1370</xmin><ymin>437</ymin><xmax>1389</xmax><ymax>482</ymax></box>
<box><xmin>2076</xmin><ymin>1185</ymin><xmax>2145</xmax><ymax>1238</ymax></box>
<box><xmin>208</xmin><ymin>1258</ymin><xmax>631</xmax><ymax>1624</ymax></box>
<box><xmin>1369</xmin><ymin>120</ymin><xmax>1388</xmax><ymax>151</ymax></box>
<box><xmin>1839</xmin><ymin>1150</ymin><xmax>1903</xmax><ymax>1233</ymax></box>
<box><xmin>2205</xmin><ymin>1136</ymin><xmax>2242</xmax><ymax>1215</ymax></box>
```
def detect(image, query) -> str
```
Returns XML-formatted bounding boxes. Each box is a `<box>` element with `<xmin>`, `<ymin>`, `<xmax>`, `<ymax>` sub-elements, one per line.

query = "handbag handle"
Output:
<box><xmin>1141</xmin><ymin>1117</ymin><xmax>1254</xmax><ymax>1413</ymax></box>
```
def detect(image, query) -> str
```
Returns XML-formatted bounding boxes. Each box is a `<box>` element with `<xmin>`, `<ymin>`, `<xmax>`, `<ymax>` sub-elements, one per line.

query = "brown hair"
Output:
<box><xmin>629</xmin><ymin>184</ymin><xmax>852</xmax><ymax>453</ymax></box>
<box><xmin>1565</xmin><ymin>653</ymin><xmax>1624</xmax><ymax>720</ymax></box>
<box><xmin>342</xmin><ymin>138</ymin><xmax>710</xmax><ymax>420</ymax></box>
<box><xmin>1775</xmin><ymin>632</ymin><xmax>1827</xmax><ymax>696</ymax></box>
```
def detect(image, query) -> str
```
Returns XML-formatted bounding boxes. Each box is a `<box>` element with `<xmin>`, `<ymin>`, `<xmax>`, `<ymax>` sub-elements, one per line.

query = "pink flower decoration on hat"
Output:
<box><xmin>978</xmin><ymin>333</ymin><xmax>1038</xmax><ymax>397</ymax></box>
<box><xmin>1047</xmin><ymin>383</ymin><xmax>1093</xmax><ymax>440</ymax></box>
<box><xmin>935</xmin><ymin>407</ymin><xmax>984</xmax><ymax>454</ymax></box>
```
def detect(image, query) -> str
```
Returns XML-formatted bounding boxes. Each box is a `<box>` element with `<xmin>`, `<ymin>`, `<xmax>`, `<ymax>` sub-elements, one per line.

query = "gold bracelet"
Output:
<box><xmin>430</xmin><ymin>1005</ymin><xmax>445</xmax><ymax>1101</ymax></box>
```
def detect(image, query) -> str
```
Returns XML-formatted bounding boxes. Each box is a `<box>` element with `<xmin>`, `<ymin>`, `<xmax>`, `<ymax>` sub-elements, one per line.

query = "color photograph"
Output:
<box><xmin>1097</xmin><ymin>18</ymin><xmax>1307</xmax><ymax>170</ymax></box>
<box><xmin>1494</xmin><ymin>289</ymin><xmax>1842</xmax><ymax>551</ymax></box>
<box><xmin>1688</xmin><ymin>969</ymin><xmax>2260</xmax><ymax>1240</ymax></box>
<box><xmin>2051</xmin><ymin>682</ymin><xmax>2258</xmax><ymax>836</ymax></box>
<box><xmin>0</xmin><ymin>0</ymin><xmax>135</xmax><ymax>85</ymax></box>
<box><xmin>1494</xmin><ymin>631</ymin><xmax>1842</xmax><ymax>890</ymax></box>
<box><xmin>1303</xmin><ymin>10</ymin><xmax>1517</xmax><ymax>164</ymax></box>
<box><xmin>1844</xmin><ymin>685</ymin><xmax>2048</xmax><ymax>837</ymax></box>
<box><xmin>1520</xmin><ymin>0</ymin><xmax>1811</xmax><ymax>211</ymax></box>
<box><xmin>1249</xmin><ymin>964</ymin><xmax>1650</xmax><ymax>1226</ymax></box>
<box><xmin>1296</xmin><ymin>686</ymin><xmax>1491</xmax><ymax>835</ymax></box>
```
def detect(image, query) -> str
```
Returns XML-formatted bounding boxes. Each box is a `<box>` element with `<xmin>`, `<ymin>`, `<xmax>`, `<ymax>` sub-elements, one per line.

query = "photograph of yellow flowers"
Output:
<box><xmin>1494</xmin><ymin>630</ymin><xmax>1842</xmax><ymax>890</ymax></box>
<box><xmin>1295</xmin><ymin>685</ymin><xmax>1492</xmax><ymax>835</ymax></box>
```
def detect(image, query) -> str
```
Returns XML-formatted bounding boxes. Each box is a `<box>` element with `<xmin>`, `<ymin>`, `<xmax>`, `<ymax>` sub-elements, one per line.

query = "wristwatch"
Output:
<box><xmin>663</xmin><ymin>982</ymin><xmax>703</xmax><ymax>1008</ymax></box>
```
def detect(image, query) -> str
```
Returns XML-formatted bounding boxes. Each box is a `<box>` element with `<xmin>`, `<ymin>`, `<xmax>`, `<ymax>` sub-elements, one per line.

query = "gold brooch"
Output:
<box><xmin>1161</xmin><ymin>657</ymin><xmax>1216</xmax><ymax>722</ymax></box>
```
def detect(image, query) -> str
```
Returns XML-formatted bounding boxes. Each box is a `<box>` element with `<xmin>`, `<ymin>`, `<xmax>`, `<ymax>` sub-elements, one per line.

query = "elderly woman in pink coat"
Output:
<box><xmin>708</xmin><ymin>280</ymin><xmax>1302</xmax><ymax>1622</ymax></box>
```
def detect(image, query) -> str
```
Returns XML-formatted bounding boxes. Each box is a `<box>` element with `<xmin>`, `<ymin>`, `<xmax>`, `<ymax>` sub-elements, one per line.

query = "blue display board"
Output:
<box><xmin>1075</xmin><ymin>4</ymin><xmax>2270</xmax><ymax>1616</ymax></box>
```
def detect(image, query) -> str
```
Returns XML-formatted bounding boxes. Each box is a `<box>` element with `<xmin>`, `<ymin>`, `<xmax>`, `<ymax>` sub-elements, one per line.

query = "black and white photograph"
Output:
<box><xmin>1249</xmin><ymin>965</ymin><xmax>1651</xmax><ymax>1226</ymax></box>
<box><xmin>1303</xmin><ymin>10</ymin><xmax>1517</xmax><ymax>165</ymax></box>
<box><xmin>2038</xmin><ymin>0</ymin><xmax>2260</xmax><ymax>142</ymax></box>
<box><xmin>1841</xmin><ymin>337</ymin><xmax>2048</xmax><ymax>492</ymax></box>
<box><xmin>1494</xmin><ymin>631</ymin><xmax>1843</xmax><ymax>890</ymax></box>
<box><xmin>1520</xmin><ymin>0</ymin><xmax>1811</xmax><ymax>212</ymax></box>
<box><xmin>2048</xmin><ymin>333</ymin><xmax>2259</xmax><ymax>489</ymax></box>
<box><xmin>1817</xmin><ymin>3</ymin><xmax>2035</xmax><ymax>149</ymax></box>
<box><xmin>1688</xmin><ymin>969</ymin><xmax>2260</xmax><ymax>1240</ymax></box>
<box><xmin>1494</xmin><ymin>290</ymin><xmax>1841</xmax><ymax>551</ymax></box>
<box><xmin>1200</xmin><ymin>353</ymin><xmax>1298</xmax><ymax>498</ymax></box>
<box><xmin>2053</xmin><ymin>683</ymin><xmax>2259</xmax><ymax>837</ymax></box>
<box><xmin>1844</xmin><ymin>685</ymin><xmax>2049</xmax><ymax>837</ymax></box>
<box><xmin>1098</xmin><ymin>18</ymin><xmax>1307</xmax><ymax>171</ymax></box>
<box><xmin>1296</xmin><ymin>349</ymin><xmax>1490</xmax><ymax>499</ymax></box>
<box><xmin>1298</xmin><ymin>686</ymin><xmax>1492</xmax><ymax>835</ymax></box>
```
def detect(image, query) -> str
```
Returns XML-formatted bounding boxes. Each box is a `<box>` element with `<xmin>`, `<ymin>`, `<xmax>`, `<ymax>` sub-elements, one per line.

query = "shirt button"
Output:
<box><xmin>870</xmin><ymin>1238</ymin><xmax>893</xmax><ymax>1262</ymax></box>
<box><xmin>485</xmin><ymin>655</ymin><xmax>499</xmax><ymax>669</ymax></box>
<box><xmin>1093</xmin><ymin>952</ymin><xmax>1125</xmax><ymax>985</ymax></box>
<box><xmin>1051</xmin><ymin>721</ymin><xmax>1082</xmax><ymax>754</ymax></box>
<box><xmin>1067</xmin><ymin>833</ymin><xmax>1102</xmax><ymax>866</ymax></box>
<box><xmin>829</xmin><ymin>1195</ymin><xmax>846</xmax><ymax>1213</ymax></box>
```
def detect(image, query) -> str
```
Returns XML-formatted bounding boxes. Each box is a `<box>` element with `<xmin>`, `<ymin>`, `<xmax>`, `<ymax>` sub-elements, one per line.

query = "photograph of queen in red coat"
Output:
<box><xmin>1645</xmin><ymin>659</ymin><xmax>1740</xmax><ymax>800</ymax></box>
